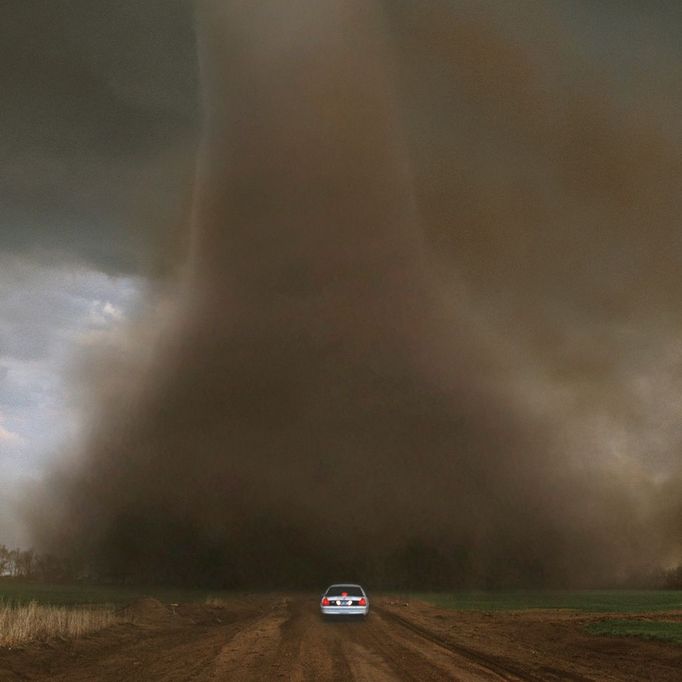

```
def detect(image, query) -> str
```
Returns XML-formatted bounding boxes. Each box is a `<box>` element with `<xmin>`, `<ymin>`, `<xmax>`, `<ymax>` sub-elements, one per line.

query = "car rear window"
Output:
<box><xmin>326</xmin><ymin>585</ymin><xmax>364</xmax><ymax>597</ymax></box>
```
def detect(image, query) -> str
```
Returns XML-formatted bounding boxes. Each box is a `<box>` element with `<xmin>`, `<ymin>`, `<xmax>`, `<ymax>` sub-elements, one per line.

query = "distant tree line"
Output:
<box><xmin>0</xmin><ymin>545</ymin><xmax>75</xmax><ymax>582</ymax></box>
<box><xmin>663</xmin><ymin>565</ymin><xmax>682</xmax><ymax>590</ymax></box>
<box><xmin>2</xmin><ymin>539</ymin><xmax>682</xmax><ymax>589</ymax></box>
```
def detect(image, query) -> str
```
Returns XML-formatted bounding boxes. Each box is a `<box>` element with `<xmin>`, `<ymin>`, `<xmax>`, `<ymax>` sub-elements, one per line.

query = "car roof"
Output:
<box><xmin>326</xmin><ymin>583</ymin><xmax>364</xmax><ymax>589</ymax></box>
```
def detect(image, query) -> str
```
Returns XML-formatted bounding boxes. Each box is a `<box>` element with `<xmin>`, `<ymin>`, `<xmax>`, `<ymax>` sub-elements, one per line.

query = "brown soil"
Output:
<box><xmin>119</xmin><ymin>597</ymin><xmax>180</xmax><ymax>626</ymax></box>
<box><xmin>1</xmin><ymin>594</ymin><xmax>681</xmax><ymax>681</ymax></box>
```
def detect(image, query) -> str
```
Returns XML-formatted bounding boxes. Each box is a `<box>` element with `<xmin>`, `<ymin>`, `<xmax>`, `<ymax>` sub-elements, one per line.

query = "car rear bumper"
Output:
<box><xmin>321</xmin><ymin>606</ymin><xmax>368</xmax><ymax>616</ymax></box>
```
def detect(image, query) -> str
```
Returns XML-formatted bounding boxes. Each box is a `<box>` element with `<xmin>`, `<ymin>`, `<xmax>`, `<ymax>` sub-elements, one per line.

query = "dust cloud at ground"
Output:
<box><xmin>29</xmin><ymin>1</ymin><xmax>682</xmax><ymax>587</ymax></box>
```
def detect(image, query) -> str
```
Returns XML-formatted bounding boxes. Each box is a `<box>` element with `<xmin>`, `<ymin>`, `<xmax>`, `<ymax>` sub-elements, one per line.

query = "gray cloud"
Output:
<box><xmin>1</xmin><ymin>1</ymin><xmax>198</xmax><ymax>275</ymax></box>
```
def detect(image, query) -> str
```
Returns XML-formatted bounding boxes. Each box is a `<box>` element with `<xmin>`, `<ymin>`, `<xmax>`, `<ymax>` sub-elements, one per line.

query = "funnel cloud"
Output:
<box><xmin>30</xmin><ymin>1</ymin><xmax>682</xmax><ymax>588</ymax></box>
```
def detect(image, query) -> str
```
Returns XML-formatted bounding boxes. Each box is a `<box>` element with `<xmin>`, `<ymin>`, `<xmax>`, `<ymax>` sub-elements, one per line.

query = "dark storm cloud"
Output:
<box><xmin>1</xmin><ymin>1</ymin><xmax>198</xmax><ymax>274</ymax></box>
<box><xmin>27</xmin><ymin>0</ymin><xmax>682</xmax><ymax>587</ymax></box>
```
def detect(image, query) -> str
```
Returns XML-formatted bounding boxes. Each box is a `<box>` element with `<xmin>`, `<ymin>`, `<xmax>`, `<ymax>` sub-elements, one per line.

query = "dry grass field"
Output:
<box><xmin>0</xmin><ymin>601</ymin><xmax>121</xmax><ymax>647</ymax></box>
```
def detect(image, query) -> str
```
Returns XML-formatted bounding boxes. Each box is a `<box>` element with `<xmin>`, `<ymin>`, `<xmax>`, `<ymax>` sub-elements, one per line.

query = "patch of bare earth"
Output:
<box><xmin>1</xmin><ymin>594</ymin><xmax>681</xmax><ymax>680</ymax></box>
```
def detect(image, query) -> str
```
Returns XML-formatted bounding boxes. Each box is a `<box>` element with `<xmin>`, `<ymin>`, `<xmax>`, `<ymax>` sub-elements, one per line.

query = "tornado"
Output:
<box><xmin>29</xmin><ymin>0</ymin><xmax>679</xmax><ymax>588</ymax></box>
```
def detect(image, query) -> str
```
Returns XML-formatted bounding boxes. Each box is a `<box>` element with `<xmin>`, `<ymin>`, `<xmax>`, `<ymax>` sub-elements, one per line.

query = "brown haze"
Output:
<box><xmin>30</xmin><ymin>1</ymin><xmax>682</xmax><ymax>588</ymax></box>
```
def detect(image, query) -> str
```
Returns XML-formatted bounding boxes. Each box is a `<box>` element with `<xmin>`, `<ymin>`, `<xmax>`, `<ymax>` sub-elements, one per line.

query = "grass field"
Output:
<box><xmin>0</xmin><ymin>580</ymin><xmax>236</xmax><ymax>607</ymax></box>
<box><xmin>586</xmin><ymin>619</ymin><xmax>682</xmax><ymax>644</ymax></box>
<box><xmin>413</xmin><ymin>590</ymin><xmax>682</xmax><ymax>613</ymax></box>
<box><xmin>0</xmin><ymin>580</ymin><xmax>219</xmax><ymax>646</ymax></box>
<box><xmin>0</xmin><ymin>601</ymin><xmax>119</xmax><ymax>647</ymax></box>
<box><xmin>2</xmin><ymin>581</ymin><xmax>680</xmax><ymax>614</ymax></box>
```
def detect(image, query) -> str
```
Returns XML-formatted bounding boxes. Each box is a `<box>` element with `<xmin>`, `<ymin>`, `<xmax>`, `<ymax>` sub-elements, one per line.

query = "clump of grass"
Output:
<box><xmin>0</xmin><ymin>601</ymin><xmax>120</xmax><ymax>647</ymax></box>
<box><xmin>205</xmin><ymin>596</ymin><xmax>229</xmax><ymax>608</ymax></box>
<box><xmin>585</xmin><ymin>619</ymin><xmax>682</xmax><ymax>645</ymax></box>
<box><xmin>415</xmin><ymin>590</ymin><xmax>682</xmax><ymax>613</ymax></box>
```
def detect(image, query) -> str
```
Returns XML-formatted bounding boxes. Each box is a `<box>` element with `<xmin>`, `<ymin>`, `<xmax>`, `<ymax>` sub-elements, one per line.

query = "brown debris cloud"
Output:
<box><xmin>31</xmin><ymin>0</ymin><xmax>682</xmax><ymax>587</ymax></box>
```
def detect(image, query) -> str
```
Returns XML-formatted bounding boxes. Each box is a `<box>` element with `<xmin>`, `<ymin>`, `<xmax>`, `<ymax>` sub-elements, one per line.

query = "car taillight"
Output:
<box><xmin>358</xmin><ymin>597</ymin><xmax>366</xmax><ymax>606</ymax></box>
<box><xmin>322</xmin><ymin>597</ymin><xmax>330</xmax><ymax>606</ymax></box>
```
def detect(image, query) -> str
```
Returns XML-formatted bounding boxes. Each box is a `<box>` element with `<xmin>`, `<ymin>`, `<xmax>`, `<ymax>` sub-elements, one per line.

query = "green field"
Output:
<box><xmin>586</xmin><ymin>619</ymin><xmax>682</xmax><ymax>644</ymax></box>
<box><xmin>413</xmin><ymin>590</ymin><xmax>682</xmax><ymax>613</ymax></box>
<box><xmin>2</xmin><ymin>582</ymin><xmax>681</xmax><ymax>614</ymax></box>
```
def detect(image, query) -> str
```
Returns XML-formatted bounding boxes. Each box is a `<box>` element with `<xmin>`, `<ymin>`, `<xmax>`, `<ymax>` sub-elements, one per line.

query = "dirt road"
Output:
<box><xmin>1</xmin><ymin>594</ymin><xmax>681</xmax><ymax>681</ymax></box>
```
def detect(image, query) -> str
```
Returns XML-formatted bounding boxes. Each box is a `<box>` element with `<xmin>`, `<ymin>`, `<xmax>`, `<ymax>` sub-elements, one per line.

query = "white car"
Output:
<box><xmin>320</xmin><ymin>583</ymin><xmax>369</xmax><ymax>618</ymax></box>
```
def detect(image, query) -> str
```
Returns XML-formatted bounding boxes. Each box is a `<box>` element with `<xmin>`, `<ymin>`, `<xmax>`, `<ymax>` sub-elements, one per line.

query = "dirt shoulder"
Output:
<box><xmin>1</xmin><ymin>594</ymin><xmax>681</xmax><ymax>681</ymax></box>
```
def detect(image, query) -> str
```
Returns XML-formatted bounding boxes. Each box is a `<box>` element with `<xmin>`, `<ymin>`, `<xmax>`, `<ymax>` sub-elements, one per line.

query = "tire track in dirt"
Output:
<box><xmin>0</xmin><ymin>599</ymin><xmax>267</xmax><ymax>682</ymax></box>
<box><xmin>376</xmin><ymin>606</ymin><xmax>591</xmax><ymax>682</ymax></box>
<box><xmin>30</xmin><ymin>615</ymin><xmax>261</xmax><ymax>682</ymax></box>
<box><xmin>350</xmin><ymin>608</ymin><xmax>519</xmax><ymax>681</ymax></box>
<box><xmin>277</xmin><ymin>598</ymin><xmax>355</xmax><ymax>681</ymax></box>
<box><xmin>281</xmin><ymin>600</ymin><xmax>407</xmax><ymax>681</ymax></box>
<box><xmin>209</xmin><ymin>598</ymin><xmax>290</xmax><ymax>680</ymax></box>
<box><xmin>210</xmin><ymin>596</ymin><xmax>517</xmax><ymax>680</ymax></box>
<box><xmin>270</xmin><ymin>597</ymin><xmax>533</xmax><ymax>680</ymax></box>
<box><xmin>210</xmin><ymin>597</ymin><xmax>360</xmax><ymax>681</ymax></box>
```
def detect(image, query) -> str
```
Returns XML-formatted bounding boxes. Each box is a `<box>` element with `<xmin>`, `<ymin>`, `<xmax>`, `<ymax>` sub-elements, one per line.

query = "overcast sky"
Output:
<box><xmin>1</xmin><ymin>1</ymin><xmax>681</xmax><ymax>548</ymax></box>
